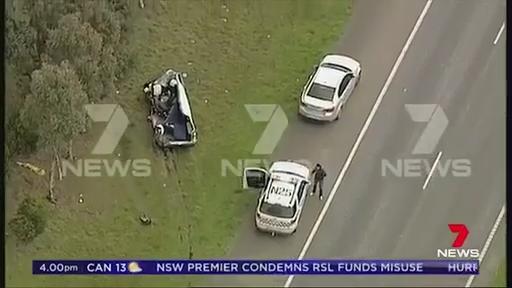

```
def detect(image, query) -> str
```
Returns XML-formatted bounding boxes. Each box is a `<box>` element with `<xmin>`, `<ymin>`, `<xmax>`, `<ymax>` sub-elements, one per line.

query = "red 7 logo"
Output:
<box><xmin>448</xmin><ymin>224</ymin><xmax>469</xmax><ymax>248</ymax></box>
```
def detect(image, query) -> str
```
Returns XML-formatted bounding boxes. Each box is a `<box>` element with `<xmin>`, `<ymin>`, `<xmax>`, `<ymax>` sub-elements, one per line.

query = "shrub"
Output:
<box><xmin>6</xmin><ymin>110</ymin><xmax>39</xmax><ymax>158</ymax></box>
<box><xmin>9</xmin><ymin>197</ymin><xmax>47</xmax><ymax>243</ymax></box>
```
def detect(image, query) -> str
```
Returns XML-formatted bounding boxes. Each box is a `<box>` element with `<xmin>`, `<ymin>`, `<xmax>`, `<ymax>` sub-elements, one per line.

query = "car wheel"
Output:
<box><xmin>292</xmin><ymin>228</ymin><xmax>297</xmax><ymax>234</ymax></box>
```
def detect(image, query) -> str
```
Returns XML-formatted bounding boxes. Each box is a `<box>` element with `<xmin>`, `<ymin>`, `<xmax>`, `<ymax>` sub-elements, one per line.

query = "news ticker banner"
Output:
<box><xmin>33</xmin><ymin>260</ymin><xmax>479</xmax><ymax>275</ymax></box>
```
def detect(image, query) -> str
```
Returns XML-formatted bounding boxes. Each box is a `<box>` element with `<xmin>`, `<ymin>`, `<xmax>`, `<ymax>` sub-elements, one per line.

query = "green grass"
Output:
<box><xmin>5</xmin><ymin>1</ymin><xmax>352</xmax><ymax>287</ymax></box>
<box><xmin>494</xmin><ymin>260</ymin><xmax>507</xmax><ymax>287</ymax></box>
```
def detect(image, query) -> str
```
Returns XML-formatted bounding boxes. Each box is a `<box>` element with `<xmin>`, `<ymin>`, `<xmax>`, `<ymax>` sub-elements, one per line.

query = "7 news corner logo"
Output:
<box><xmin>436</xmin><ymin>224</ymin><xmax>480</xmax><ymax>259</ymax></box>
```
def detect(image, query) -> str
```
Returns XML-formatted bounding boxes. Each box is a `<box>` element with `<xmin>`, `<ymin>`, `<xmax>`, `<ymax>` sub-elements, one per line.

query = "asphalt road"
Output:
<box><xmin>207</xmin><ymin>0</ymin><xmax>506</xmax><ymax>287</ymax></box>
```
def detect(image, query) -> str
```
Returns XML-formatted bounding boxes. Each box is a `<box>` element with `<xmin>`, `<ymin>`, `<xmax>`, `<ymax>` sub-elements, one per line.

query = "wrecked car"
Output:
<box><xmin>143</xmin><ymin>69</ymin><xmax>198</xmax><ymax>149</ymax></box>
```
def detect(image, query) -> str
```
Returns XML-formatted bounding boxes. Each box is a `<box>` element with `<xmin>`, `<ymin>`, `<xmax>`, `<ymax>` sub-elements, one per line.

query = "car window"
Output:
<box><xmin>260</xmin><ymin>202</ymin><xmax>296</xmax><ymax>218</ymax></box>
<box><xmin>304</xmin><ymin>70</ymin><xmax>315</xmax><ymax>90</ymax></box>
<box><xmin>297</xmin><ymin>181</ymin><xmax>306</xmax><ymax>201</ymax></box>
<box><xmin>337</xmin><ymin>74</ymin><xmax>353</xmax><ymax>97</ymax></box>
<box><xmin>307</xmin><ymin>83</ymin><xmax>336</xmax><ymax>101</ymax></box>
<box><xmin>320</xmin><ymin>62</ymin><xmax>350</xmax><ymax>73</ymax></box>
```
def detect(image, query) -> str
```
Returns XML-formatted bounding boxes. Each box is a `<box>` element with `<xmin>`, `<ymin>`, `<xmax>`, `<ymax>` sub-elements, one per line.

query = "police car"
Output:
<box><xmin>243</xmin><ymin>161</ymin><xmax>311</xmax><ymax>236</ymax></box>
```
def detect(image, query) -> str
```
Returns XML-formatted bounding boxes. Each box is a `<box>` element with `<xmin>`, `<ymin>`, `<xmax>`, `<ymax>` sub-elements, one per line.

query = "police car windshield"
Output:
<box><xmin>272</xmin><ymin>170</ymin><xmax>304</xmax><ymax>178</ymax></box>
<box><xmin>260</xmin><ymin>202</ymin><xmax>295</xmax><ymax>218</ymax></box>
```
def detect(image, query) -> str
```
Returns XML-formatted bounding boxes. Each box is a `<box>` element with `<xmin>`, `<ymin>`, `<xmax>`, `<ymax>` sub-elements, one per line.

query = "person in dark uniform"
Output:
<box><xmin>311</xmin><ymin>163</ymin><xmax>327</xmax><ymax>200</ymax></box>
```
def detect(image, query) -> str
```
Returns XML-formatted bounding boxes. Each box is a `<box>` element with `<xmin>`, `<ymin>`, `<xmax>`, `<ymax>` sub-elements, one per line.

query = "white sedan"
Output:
<box><xmin>299</xmin><ymin>54</ymin><xmax>361</xmax><ymax>121</ymax></box>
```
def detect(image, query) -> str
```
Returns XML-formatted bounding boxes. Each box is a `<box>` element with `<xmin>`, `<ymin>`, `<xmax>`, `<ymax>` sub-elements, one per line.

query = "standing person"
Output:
<box><xmin>311</xmin><ymin>163</ymin><xmax>327</xmax><ymax>200</ymax></box>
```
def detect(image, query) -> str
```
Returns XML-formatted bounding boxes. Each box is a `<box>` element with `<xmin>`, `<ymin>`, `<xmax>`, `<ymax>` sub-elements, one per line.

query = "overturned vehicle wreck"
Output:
<box><xmin>144</xmin><ymin>69</ymin><xmax>198</xmax><ymax>149</ymax></box>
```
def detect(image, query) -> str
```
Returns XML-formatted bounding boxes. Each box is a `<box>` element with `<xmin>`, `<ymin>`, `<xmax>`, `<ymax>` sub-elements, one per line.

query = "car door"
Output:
<box><xmin>337</xmin><ymin>74</ymin><xmax>349</xmax><ymax>104</ymax></box>
<box><xmin>242</xmin><ymin>167</ymin><xmax>269</xmax><ymax>189</ymax></box>
<box><xmin>345</xmin><ymin>73</ymin><xmax>356</xmax><ymax>100</ymax></box>
<box><xmin>296</xmin><ymin>180</ymin><xmax>310</xmax><ymax>218</ymax></box>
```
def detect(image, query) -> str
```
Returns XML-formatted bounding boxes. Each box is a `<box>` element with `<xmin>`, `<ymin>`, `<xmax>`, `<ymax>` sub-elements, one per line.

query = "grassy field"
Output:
<box><xmin>494</xmin><ymin>260</ymin><xmax>507</xmax><ymax>287</ymax></box>
<box><xmin>5</xmin><ymin>1</ymin><xmax>352</xmax><ymax>287</ymax></box>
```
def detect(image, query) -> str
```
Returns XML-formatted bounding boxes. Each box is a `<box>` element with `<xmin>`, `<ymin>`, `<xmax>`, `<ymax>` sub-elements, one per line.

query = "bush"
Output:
<box><xmin>9</xmin><ymin>197</ymin><xmax>47</xmax><ymax>243</ymax></box>
<box><xmin>6</xmin><ymin>109</ymin><xmax>38</xmax><ymax>178</ymax></box>
<box><xmin>5</xmin><ymin>17</ymin><xmax>39</xmax><ymax>77</ymax></box>
<box><xmin>6</xmin><ymin>110</ymin><xmax>39</xmax><ymax>159</ymax></box>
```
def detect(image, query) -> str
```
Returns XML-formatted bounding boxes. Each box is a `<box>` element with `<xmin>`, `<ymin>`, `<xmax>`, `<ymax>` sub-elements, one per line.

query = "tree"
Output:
<box><xmin>74</xmin><ymin>0</ymin><xmax>124</xmax><ymax>92</ymax></box>
<box><xmin>46</xmin><ymin>13</ymin><xmax>105</xmax><ymax>101</ymax></box>
<box><xmin>5</xmin><ymin>0</ymin><xmax>133</xmax><ymax>166</ymax></box>
<box><xmin>8</xmin><ymin>196</ymin><xmax>47</xmax><ymax>243</ymax></box>
<box><xmin>75</xmin><ymin>0</ymin><xmax>123</xmax><ymax>48</ymax></box>
<box><xmin>21</xmin><ymin>61</ymin><xmax>88</xmax><ymax>202</ymax></box>
<box><xmin>5</xmin><ymin>110</ymin><xmax>38</xmax><ymax>166</ymax></box>
<box><xmin>99</xmin><ymin>44</ymin><xmax>117</xmax><ymax>99</ymax></box>
<box><xmin>23</xmin><ymin>0</ymin><xmax>73</xmax><ymax>55</ymax></box>
<box><xmin>6</xmin><ymin>17</ymin><xmax>39</xmax><ymax>77</ymax></box>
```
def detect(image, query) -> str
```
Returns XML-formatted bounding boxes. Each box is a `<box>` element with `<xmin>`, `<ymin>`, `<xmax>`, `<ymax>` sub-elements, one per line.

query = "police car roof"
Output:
<box><xmin>264</xmin><ymin>173</ymin><xmax>299</xmax><ymax>207</ymax></box>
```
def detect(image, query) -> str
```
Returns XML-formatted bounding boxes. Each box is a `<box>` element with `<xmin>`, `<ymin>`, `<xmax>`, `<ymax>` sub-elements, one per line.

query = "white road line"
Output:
<box><xmin>465</xmin><ymin>205</ymin><xmax>506</xmax><ymax>287</ymax></box>
<box><xmin>422</xmin><ymin>151</ymin><xmax>443</xmax><ymax>190</ymax></box>
<box><xmin>283</xmin><ymin>1</ymin><xmax>433</xmax><ymax>287</ymax></box>
<box><xmin>493</xmin><ymin>22</ymin><xmax>505</xmax><ymax>45</ymax></box>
